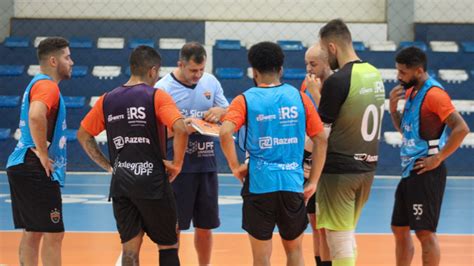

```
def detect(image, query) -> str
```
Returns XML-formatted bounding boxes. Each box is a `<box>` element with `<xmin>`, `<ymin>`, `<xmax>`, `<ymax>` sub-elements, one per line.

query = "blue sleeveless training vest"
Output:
<box><xmin>242</xmin><ymin>84</ymin><xmax>306</xmax><ymax>194</ymax></box>
<box><xmin>400</xmin><ymin>77</ymin><xmax>447</xmax><ymax>178</ymax></box>
<box><xmin>7</xmin><ymin>74</ymin><xmax>67</xmax><ymax>185</ymax></box>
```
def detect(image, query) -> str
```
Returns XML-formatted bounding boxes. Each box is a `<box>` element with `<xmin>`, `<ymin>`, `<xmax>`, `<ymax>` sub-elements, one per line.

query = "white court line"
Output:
<box><xmin>0</xmin><ymin>183</ymin><xmax>473</xmax><ymax>190</ymax></box>
<box><xmin>376</xmin><ymin>175</ymin><xmax>474</xmax><ymax>180</ymax></box>
<box><xmin>115</xmin><ymin>251</ymin><xmax>122</xmax><ymax>266</ymax></box>
<box><xmin>1</xmin><ymin>230</ymin><xmax>471</xmax><ymax>236</ymax></box>
<box><xmin>1</xmin><ymin>171</ymin><xmax>473</xmax><ymax>179</ymax></box>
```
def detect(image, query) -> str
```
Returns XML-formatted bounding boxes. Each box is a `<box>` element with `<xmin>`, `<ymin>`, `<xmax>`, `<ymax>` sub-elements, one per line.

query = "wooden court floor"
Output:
<box><xmin>0</xmin><ymin>232</ymin><xmax>473</xmax><ymax>265</ymax></box>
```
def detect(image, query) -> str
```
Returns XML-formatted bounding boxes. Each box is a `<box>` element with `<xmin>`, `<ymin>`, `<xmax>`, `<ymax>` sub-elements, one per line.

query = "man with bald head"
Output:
<box><xmin>301</xmin><ymin>43</ymin><xmax>333</xmax><ymax>266</ymax></box>
<box><xmin>301</xmin><ymin>43</ymin><xmax>333</xmax><ymax>106</ymax></box>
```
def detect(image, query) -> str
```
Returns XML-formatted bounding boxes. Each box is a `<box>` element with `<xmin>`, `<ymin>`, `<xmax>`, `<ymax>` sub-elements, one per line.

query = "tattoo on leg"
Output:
<box><xmin>122</xmin><ymin>251</ymin><xmax>139</xmax><ymax>266</ymax></box>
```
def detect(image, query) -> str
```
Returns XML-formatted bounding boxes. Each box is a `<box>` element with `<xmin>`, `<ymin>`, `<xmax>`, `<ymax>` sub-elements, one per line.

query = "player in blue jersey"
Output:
<box><xmin>220</xmin><ymin>41</ymin><xmax>328</xmax><ymax>266</ymax></box>
<box><xmin>155</xmin><ymin>42</ymin><xmax>228</xmax><ymax>265</ymax></box>
<box><xmin>6</xmin><ymin>37</ymin><xmax>73</xmax><ymax>266</ymax></box>
<box><xmin>389</xmin><ymin>47</ymin><xmax>469</xmax><ymax>266</ymax></box>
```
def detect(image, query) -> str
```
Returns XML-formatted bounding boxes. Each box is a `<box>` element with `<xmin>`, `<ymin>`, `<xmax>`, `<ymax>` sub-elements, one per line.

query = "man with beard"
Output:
<box><xmin>301</xmin><ymin>43</ymin><xmax>333</xmax><ymax>266</ymax></box>
<box><xmin>154</xmin><ymin>42</ymin><xmax>228</xmax><ymax>265</ymax></box>
<box><xmin>316</xmin><ymin>19</ymin><xmax>385</xmax><ymax>266</ymax></box>
<box><xmin>6</xmin><ymin>37</ymin><xmax>74</xmax><ymax>266</ymax></box>
<box><xmin>389</xmin><ymin>47</ymin><xmax>469</xmax><ymax>266</ymax></box>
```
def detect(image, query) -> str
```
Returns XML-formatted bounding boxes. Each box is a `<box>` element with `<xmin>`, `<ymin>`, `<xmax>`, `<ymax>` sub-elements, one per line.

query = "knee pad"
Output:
<box><xmin>326</xmin><ymin>230</ymin><xmax>355</xmax><ymax>260</ymax></box>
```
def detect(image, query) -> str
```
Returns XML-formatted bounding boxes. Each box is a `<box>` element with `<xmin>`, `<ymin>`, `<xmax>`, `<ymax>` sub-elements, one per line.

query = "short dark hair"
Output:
<box><xmin>395</xmin><ymin>46</ymin><xmax>427</xmax><ymax>71</ymax></box>
<box><xmin>180</xmin><ymin>42</ymin><xmax>206</xmax><ymax>64</ymax></box>
<box><xmin>248</xmin><ymin>42</ymin><xmax>284</xmax><ymax>74</ymax></box>
<box><xmin>37</xmin><ymin>37</ymin><xmax>69</xmax><ymax>62</ymax></box>
<box><xmin>129</xmin><ymin>45</ymin><xmax>162</xmax><ymax>76</ymax></box>
<box><xmin>319</xmin><ymin>19</ymin><xmax>352</xmax><ymax>44</ymax></box>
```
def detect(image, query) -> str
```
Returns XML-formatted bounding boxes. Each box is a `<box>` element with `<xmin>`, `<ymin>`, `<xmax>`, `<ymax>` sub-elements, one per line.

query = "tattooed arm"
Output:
<box><xmin>414</xmin><ymin>111</ymin><xmax>470</xmax><ymax>174</ymax></box>
<box><xmin>437</xmin><ymin>111</ymin><xmax>470</xmax><ymax>161</ymax></box>
<box><xmin>77</xmin><ymin>126</ymin><xmax>112</xmax><ymax>172</ymax></box>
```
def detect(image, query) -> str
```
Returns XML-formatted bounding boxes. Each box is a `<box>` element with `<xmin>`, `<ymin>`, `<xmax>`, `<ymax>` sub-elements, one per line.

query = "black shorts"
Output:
<box><xmin>391</xmin><ymin>163</ymin><xmax>447</xmax><ymax>232</ymax></box>
<box><xmin>112</xmin><ymin>184</ymin><xmax>178</xmax><ymax>245</ymax></box>
<box><xmin>242</xmin><ymin>191</ymin><xmax>308</xmax><ymax>241</ymax></box>
<box><xmin>171</xmin><ymin>172</ymin><xmax>220</xmax><ymax>230</ymax></box>
<box><xmin>303</xmin><ymin>178</ymin><xmax>316</xmax><ymax>214</ymax></box>
<box><xmin>7</xmin><ymin>163</ymin><xmax>64</xmax><ymax>233</ymax></box>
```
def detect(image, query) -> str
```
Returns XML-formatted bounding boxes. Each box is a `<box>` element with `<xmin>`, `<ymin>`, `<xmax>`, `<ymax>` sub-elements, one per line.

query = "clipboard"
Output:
<box><xmin>189</xmin><ymin>118</ymin><xmax>221</xmax><ymax>137</ymax></box>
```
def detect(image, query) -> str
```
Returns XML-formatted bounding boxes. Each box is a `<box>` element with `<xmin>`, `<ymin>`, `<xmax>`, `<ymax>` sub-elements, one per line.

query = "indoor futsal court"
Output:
<box><xmin>1</xmin><ymin>173</ymin><xmax>473</xmax><ymax>265</ymax></box>
<box><xmin>1</xmin><ymin>0</ymin><xmax>474</xmax><ymax>265</ymax></box>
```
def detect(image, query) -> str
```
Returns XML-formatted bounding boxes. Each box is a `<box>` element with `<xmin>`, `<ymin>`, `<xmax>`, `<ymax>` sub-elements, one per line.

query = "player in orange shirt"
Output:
<box><xmin>6</xmin><ymin>37</ymin><xmax>73</xmax><ymax>266</ymax></box>
<box><xmin>389</xmin><ymin>46</ymin><xmax>470</xmax><ymax>266</ymax></box>
<box><xmin>301</xmin><ymin>43</ymin><xmax>333</xmax><ymax>266</ymax></box>
<box><xmin>220</xmin><ymin>41</ymin><xmax>328</xmax><ymax>266</ymax></box>
<box><xmin>77</xmin><ymin>46</ymin><xmax>188</xmax><ymax>265</ymax></box>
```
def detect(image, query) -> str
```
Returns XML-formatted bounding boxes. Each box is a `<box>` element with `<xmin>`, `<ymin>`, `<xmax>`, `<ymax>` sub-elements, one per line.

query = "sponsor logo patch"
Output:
<box><xmin>107</xmin><ymin>114</ymin><xmax>125</xmax><ymax>122</ymax></box>
<box><xmin>258</xmin><ymin>136</ymin><xmax>298</xmax><ymax>149</ymax></box>
<box><xmin>116</xmin><ymin>161</ymin><xmax>154</xmax><ymax>176</ymax></box>
<box><xmin>204</xmin><ymin>91</ymin><xmax>211</xmax><ymax>100</ymax></box>
<box><xmin>50</xmin><ymin>208</ymin><xmax>61</xmax><ymax>224</ymax></box>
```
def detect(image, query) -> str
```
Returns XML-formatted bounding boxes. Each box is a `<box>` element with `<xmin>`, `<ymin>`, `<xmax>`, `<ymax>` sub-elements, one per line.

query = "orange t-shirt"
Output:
<box><xmin>224</xmin><ymin>91</ymin><xmax>324</xmax><ymax>137</ymax></box>
<box><xmin>81</xmin><ymin>89</ymin><xmax>183</xmax><ymax>136</ymax></box>
<box><xmin>300</xmin><ymin>81</ymin><xmax>307</xmax><ymax>92</ymax></box>
<box><xmin>405</xmin><ymin>86</ymin><xmax>455</xmax><ymax>140</ymax></box>
<box><xmin>29</xmin><ymin>80</ymin><xmax>60</xmax><ymax>141</ymax></box>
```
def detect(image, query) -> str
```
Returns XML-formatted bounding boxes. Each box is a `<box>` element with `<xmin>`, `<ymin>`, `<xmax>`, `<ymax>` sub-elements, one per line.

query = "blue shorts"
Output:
<box><xmin>172</xmin><ymin>172</ymin><xmax>220</xmax><ymax>230</ymax></box>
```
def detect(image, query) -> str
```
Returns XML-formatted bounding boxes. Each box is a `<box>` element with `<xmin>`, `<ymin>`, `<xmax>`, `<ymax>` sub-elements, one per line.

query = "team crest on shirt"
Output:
<box><xmin>203</xmin><ymin>91</ymin><xmax>211</xmax><ymax>100</ymax></box>
<box><xmin>50</xmin><ymin>208</ymin><xmax>61</xmax><ymax>224</ymax></box>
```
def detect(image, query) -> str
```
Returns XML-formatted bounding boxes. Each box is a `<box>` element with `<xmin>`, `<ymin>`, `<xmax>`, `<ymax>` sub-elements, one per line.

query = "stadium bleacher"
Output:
<box><xmin>0</xmin><ymin>19</ymin><xmax>472</xmax><ymax>174</ymax></box>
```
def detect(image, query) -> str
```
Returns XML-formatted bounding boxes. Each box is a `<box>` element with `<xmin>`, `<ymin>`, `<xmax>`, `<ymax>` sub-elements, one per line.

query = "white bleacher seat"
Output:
<box><xmin>247</xmin><ymin>67</ymin><xmax>253</xmax><ymax>79</ymax></box>
<box><xmin>92</xmin><ymin>66</ymin><xmax>121</xmax><ymax>79</ymax></box>
<box><xmin>438</xmin><ymin>69</ymin><xmax>468</xmax><ymax>83</ymax></box>
<box><xmin>384</xmin><ymin>100</ymin><xmax>474</xmax><ymax>115</ymax></box>
<box><xmin>159</xmin><ymin>67</ymin><xmax>175</xmax><ymax>78</ymax></box>
<box><xmin>16</xmin><ymin>126</ymin><xmax>110</xmax><ymax>144</ymax></box>
<box><xmin>34</xmin><ymin>36</ymin><xmax>49</xmax><ymax>48</ymax></box>
<box><xmin>13</xmin><ymin>128</ymin><xmax>21</xmax><ymax>140</ymax></box>
<box><xmin>97</xmin><ymin>37</ymin><xmax>124</xmax><ymax>49</ymax></box>
<box><xmin>369</xmin><ymin>41</ymin><xmax>396</xmax><ymax>51</ymax></box>
<box><xmin>27</xmin><ymin>65</ymin><xmax>40</xmax><ymax>76</ymax></box>
<box><xmin>461</xmin><ymin>133</ymin><xmax>474</xmax><ymax>148</ymax></box>
<box><xmin>384</xmin><ymin>99</ymin><xmax>406</xmax><ymax>112</ymax></box>
<box><xmin>95</xmin><ymin>131</ymin><xmax>108</xmax><ymax>144</ymax></box>
<box><xmin>379</xmin><ymin>68</ymin><xmax>398</xmax><ymax>82</ymax></box>
<box><xmin>430</xmin><ymin>41</ymin><xmax>459</xmax><ymax>52</ymax></box>
<box><xmin>385</xmin><ymin>131</ymin><xmax>474</xmax><ymax>148</ymax></box>
<box><xmin>452</xmin><ymin>100</ymin><xmax>474</xmax><ymax>115</ymax></box>
<box><xmin>158</xmin><ymin>38</ymin><xmax>186</xmax><ymax>49</ymax></box>
<box><xmin>384</xmin><ymin>131</ymin><xmax>402</xmax><ymax>147</ymax></box>
<box><xmin>89</xmin><ymin>96</ymin><xmax>100</xmax><ymax>108</ymax></box>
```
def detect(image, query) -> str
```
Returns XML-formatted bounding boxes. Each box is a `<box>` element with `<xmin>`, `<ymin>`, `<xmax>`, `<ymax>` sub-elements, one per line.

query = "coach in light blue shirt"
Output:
<box><xmin>155</xmin><ymin>42</ymin><xmax>228</xmax><ymax>265</ymax></box>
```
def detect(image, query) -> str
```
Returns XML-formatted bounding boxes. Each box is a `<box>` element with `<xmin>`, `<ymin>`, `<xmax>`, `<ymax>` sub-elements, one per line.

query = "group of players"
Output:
<box><xmin>5</xmin><ymin>18</ymin><xmax>469</xmax><ymax>266</ymax></box>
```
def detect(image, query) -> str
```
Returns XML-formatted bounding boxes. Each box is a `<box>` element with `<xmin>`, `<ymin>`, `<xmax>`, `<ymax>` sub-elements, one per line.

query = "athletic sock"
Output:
<box><xmin>159</xmin><ymin>248</ymin><xmax>180</xmax><ymax>266</ymax></box>
<box><xmin>316</xmin><ymin>256</ymin><xmax>322</xmax><ymax>265</ymax></box>
<box><xmin>333</xmin><ymin>257</ymin><xmax>355</xmax><ymax>266</ymax></box>
<box><xmin>321</xmin><ymin>261</ymin><xmax>332</xmax><ymax>266</ymax></box>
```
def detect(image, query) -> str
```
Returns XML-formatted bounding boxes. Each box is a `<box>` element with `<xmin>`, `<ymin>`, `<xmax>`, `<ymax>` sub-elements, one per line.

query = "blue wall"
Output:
<box><xmin>415</xmin><ymin>23</ymin><xmax>474</xmax><ymax>42</ymax></box>
<box><xmin>11</xmin><ymin>18</ymin><xmax>205</xmax><ymax>43</ymax></box>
